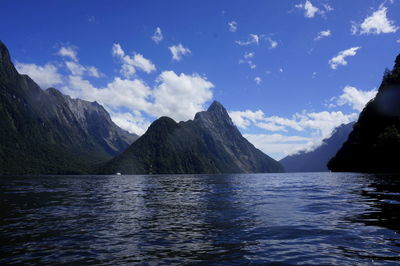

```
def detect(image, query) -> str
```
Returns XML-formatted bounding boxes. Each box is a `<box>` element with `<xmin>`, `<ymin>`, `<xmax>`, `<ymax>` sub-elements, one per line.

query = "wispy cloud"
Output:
<box><xmin>329</xmin><ymin>47</ymin><xmax>361</xmax><ymax>70</ymax></box>
<box><xmin>314</xmin><ymin>29</ymin><xmax>331</xmax><ymax>40</ymax></box>
<box><xmin>236</xmin><ymin>34</ymin><xmax>260</xmax><ymax>46</ymax></box>
<box><xmin>228</xmin><ymin>21</ymin><xmax>238</xmax><ymax>32</ymax></box>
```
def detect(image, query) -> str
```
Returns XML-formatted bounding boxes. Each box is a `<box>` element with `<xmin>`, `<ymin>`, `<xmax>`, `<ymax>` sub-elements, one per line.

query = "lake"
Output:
<box><xmin>1</xmin><ymin>173</ymin><xmax>400</xmax><ymax>265</ymax></box>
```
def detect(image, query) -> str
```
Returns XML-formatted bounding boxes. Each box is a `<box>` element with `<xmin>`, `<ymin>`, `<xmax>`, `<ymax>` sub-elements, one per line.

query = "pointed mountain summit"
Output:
<box><xmin>280</xmin><ymin>122</ymin><xmax>354</xmax><ymax>172</ymax></box>
<box><xmin>0</xmin><ymin>41</ymin><xmax>137</xmax><ymax>174</ymax></box>
<box><xmin>328</xmin><ymin>53</ymin><xmax>400</xmax><ymax>173</ymax></box>
<box><xmin>103</xmin><ymin>101</ymin><xmax>284</xmax><ymax>174</ymax></box>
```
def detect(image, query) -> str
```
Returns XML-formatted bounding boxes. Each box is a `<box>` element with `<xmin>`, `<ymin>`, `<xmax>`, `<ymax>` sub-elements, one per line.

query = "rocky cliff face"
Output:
<box><xmin>0</xmin><ymin>41</ymin><xmax>137</xmax><ymax>174</ymax></box>
<box><xmin>280</xmin><ymin>122</ymin><xmax>354</xmax><ymax>172</ymax></box>
<box><xmin>102</xmin><ymin>101</ymin><xmax>284</xmax><ymax>174</ymax></box>
<box><xmin>328</xmin><ymin>54</ymin><xmax>400</xmax><ymax>173</ymax></box>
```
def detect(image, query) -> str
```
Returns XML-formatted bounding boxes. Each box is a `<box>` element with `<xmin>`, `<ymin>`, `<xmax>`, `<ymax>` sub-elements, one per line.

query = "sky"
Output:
<box><xmin>2</xmin><ymin>0</ymin><xmax>400</xmax><ymax>160</ymax></box>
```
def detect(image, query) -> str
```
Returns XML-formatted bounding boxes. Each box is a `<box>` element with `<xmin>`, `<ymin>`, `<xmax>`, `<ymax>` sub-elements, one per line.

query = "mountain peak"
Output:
<box><xmin>0</xmin><ymin>41</ymin><xmax>16</xmax><ymax>78</ymax></box>
<box><xmin>207</xmin><ymin>100</ymin><xmax>225</xmax><ymax>112</ymax></box>
<box><xmin>0</xmin><ymin>40</ymin><xmax>9</xmax><ymax>59</ymax></box>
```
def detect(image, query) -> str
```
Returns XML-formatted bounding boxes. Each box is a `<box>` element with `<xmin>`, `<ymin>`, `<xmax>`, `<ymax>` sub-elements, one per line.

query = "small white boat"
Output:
<box><xmin>116</xmin><ymin>172</ymin><xmax>122</xmax><ymax>176</ymax></box>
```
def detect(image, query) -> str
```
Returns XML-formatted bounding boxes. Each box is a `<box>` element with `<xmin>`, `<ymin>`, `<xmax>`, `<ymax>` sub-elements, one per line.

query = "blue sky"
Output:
<box><xmin>2</xmin><ymin>0</ymin><xmax>400</xmax><ymax>159</ymax></box>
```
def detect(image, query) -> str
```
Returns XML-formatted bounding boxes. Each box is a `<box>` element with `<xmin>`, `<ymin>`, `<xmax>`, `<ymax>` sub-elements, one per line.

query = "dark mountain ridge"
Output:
<box><xmin>280</xmin><ymin>122</ymin><xmax>354</xmax><ymax>172</ymax></box>
<box><xmin>0</xmin><ymin>40</ymin><xmax>137</xmax><ymax>174</ymax></box>
<box><xmin>103</xmin><ymin>101</ymin><xmax>284</xmax><ymax>174</ymax></box>
<box><xmin>328</xmin><ymin>54</ymin><xmax>400</xmax><ymax>173</ymax></box>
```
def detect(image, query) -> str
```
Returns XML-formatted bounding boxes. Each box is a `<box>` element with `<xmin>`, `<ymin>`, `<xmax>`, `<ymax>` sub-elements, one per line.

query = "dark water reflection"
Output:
<box><xmin>1</xmin><ymin>173</ymin><xmax>400</xmax><ymax>265</ymax></box>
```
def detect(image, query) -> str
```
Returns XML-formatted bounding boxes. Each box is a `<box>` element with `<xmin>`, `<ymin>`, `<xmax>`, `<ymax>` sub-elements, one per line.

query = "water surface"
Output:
<box><xmin>1</xmin><ymin>173</ymin><xmax>400</xmax><ymax>265</ymax></box>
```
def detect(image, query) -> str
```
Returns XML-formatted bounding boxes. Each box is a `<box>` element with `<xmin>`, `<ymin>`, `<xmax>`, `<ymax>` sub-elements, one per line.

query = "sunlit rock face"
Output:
<box><xmin>0</xmin><ymin>41</ymin><xmax>137</xmax><ymax>174</ymax></box>
<box><xmin>103</xmin><ymin>101</ymin><xmax>284</xmax><ymax>174</ymax></box>
<box><xmin>328</xmin><ymin>54</ymin><xmax>400</xmax><ymax>173</ymax></box>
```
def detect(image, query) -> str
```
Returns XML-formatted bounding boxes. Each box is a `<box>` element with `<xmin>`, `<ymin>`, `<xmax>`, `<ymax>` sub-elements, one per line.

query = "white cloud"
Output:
<box><xmin>228</xmin><ymin>21</ymin><xmax>238</xmax><ymax>32</ymax></box>
<box><xmin>239</xmin><ymin>52</ymin><xmax>256</xmax><ymax>69</ymax></box>
<box><xmin>323</xmin><ymin>4</ymin><xmax>334</xmax><ymax>12</ymax></box>
<box><xmin>64</xmin><ymin>75</ymin><xmax>152</xmax><ymax>112</ymax></box>
<box><xmin>64</xmin><ymin>61</ymin><xmax>103</xmax><ymax>78</ymax></box>
<box><xmin>314</xmin><ymin>30</ymin><xmax>331</xmax><ymax>40</ymax></box>
<box><xmin>229</xmin><ymin>110</ymin><xmax>265</xmax><ymax>128</ymax></box>
<box><xmin>244</xmin><ymin>52</ymin><xmax>254</xmax><ymax>59</ymax></box>
<box><xmin>112</xmin><ymin>43</ymin><xmax>156</xmax><ymax>77</ymax></box>
<box><xmin>295</xmin><ymin>0</ymin><xmax>319</xmax><ymax>18</ymax></box>
<box><xmin>266</xmin><ymin>37</ymin><xmax>278</xmax><ymax>49</ymax></box>
<box><xmin>168</xmin><ymin>44</ymin><xmax>191</xmax><ymax>61</ymax></box>
<box><xmin>229</xmin><ymin>107</ymin><xmax>357</xmax><ymax>158</ymax></box>
<box><xmin>151</xmin><ymin>71</ymin><xmax>214</xmax><ymax>121</ymax></box>
<box><xmin>333</xmin><ymin>86</ymin><xmax>377</xmax><ymax>111</ymax></box>
<box><xmin>244</xmin><ymin>133</ymin><xmax>313</xmax><ymax>160</ymax></box>
<box><xmin>15</xmin><ymin>62</ymin><xmax>62</xmax><ymax>89</ymax></box>
<box><xmin>397</xmin><ymin>39</ymin><xmax>400</xmax><ymax>43</ymax></box>
<box><xmin>294</xmin><ymin>0</ymin><xmax>333</xmax><ymax>18</ymax></box>
<box><xmin>256</xmin><ymin>122</ymin><xmax>287</xmax><ymax>132</ymax></box>
<box><xmin>108</xmin><ymin>109</ymin><xmax>151</xmax><ymax>135</ymax></box>
<box><xmin>65</xmin><ymin>61</ymin><xmax>86</xmax><ymax>76</ymax></box>
<box><xmin>86</xmin><ymin>66</ymin><xmax>102</xmax><ymax>78</ymax></box>
<box><xmin>329</xmin><ymin>47</ymin><xmax>361</xmax><ymax>70</ymax></box>
<box><xmin>254</xmin><ymin>77</ymin><xmax>262</xmax><ymax>85</ymax></box>
<box><xmin>63</xmin><ymin>70</ymin><xmax>214</xmax><ymax>134</ymax></box>
<box><xmin>152</xmin><ymin>27</ymin><xmax>163</xmax><ymax>44</ymax></box>
<box><xmin>57</xmin><ymin>46</ymin><xmax>78</xmax><ymax>62</ymax></box>
<box><xmin>236</xmin><ymin>34</ymin><xmax>260</xmax><ymax>46</ymax></box>
<box><xmin>353</xmin><ymin>6</ymin><xmax>398</xmax><ymax>35</ymax></box>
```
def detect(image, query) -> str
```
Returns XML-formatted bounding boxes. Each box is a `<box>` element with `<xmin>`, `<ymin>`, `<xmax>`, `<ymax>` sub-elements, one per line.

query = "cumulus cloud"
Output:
<box><xmin>152</xmin><ymin>27</ymin><xmax>163</xmax><ymax>44</ymax></box>
<box><xmin>150</xmin><ymin>71</ymin><xmax>214</xmax><ymax>121</ymax></box>
<box><xmin>329</xmin><ymin>47</ymin><xmax>361</xmax><ymax>70</ymax></box>
<box><xmin>228</xmin><ymin>21</ymin><xmax>238</xmax><ymax>32</ymax></box>
<box><xmin>229</xmin><ymin>110</ymin><xmax>265</xmax><ymax>128</ymax></box>
<box><xmin>108</xmin><ymin>109</ymin><xmax>151</xmax><ymax>135</ymax></box>
<box><xmin>254</xmin><ymin>77</ymin><xmax>262</xmax><ymax>85</ymax></box>
<box><xmin>63</xmin><ymin>70</ymin><xmax>214</xmax><ymax>134</ymax></box>
<box><xmin>330</xmin><ymin>86</ymin><xmax>377</xmax><ymax>111</ymax></box>
<box><xmin>168</xmin><ymin>44</ymin><xmax>191</xmax><ymax>61</ymax></box>
<box><xmin>314</xmin><ymin>30</ymin><xmax>331</xmax><ymax>40</ymax></box>
<box><xmin>57</xmin><ymin>46</ymin><xmax>78</xmax><ymax>62</ymax></box>
<box><xmin>352</xmin><ymin>6</ymin><xmax>398</xmax><ymax>35</ymax></box>
<box><xmin>112</xmin><ymin>43</ymin><xmax>156</xmax><ymax>77</ymax></box>
<box><xmin>15</xmin><ymin>62</ymin><xmax>63</xmax><ymax>89</ymax></box>
<box><xmin>235</xmin><ymin>34</ymin><xmax>260</xmax><ymax>46</ymax></box>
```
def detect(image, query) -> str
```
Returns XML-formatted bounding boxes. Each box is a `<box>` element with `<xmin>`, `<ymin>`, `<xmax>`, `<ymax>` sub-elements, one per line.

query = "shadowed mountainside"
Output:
<box><xmin>328</xmin><ymin>54</ymin><xmax>400</xmax><ymax>173</ymax></box>
<box><xmin>102</xmin><ymin>101</ymin><xmax>284</xmax><ymax>174</ymax></box>
<box><xmin>0</xmin><ymin>41</ymin><xmax>137</xmax><ymax>174</ymax></box>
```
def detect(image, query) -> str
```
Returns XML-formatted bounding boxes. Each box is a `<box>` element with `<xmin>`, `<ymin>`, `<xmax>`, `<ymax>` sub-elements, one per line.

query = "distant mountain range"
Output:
<box><xmin>102</xmin><ymin>101</ymin><xmax>284</xmax><ymax>174</ymax></box>
<box><xmin>0</xmin><ymin>41</ymin><xmax>137</xmax><ymax>174</ymax></box>
<box><xmin>280</xmin><ymin>122</ymin><xmax>354</xmax><ymax>172</ymax></box>
<box><xmin>328</xmin><ymin>54</ymin><xmax>400</xmax><ymax>173</ymax></box>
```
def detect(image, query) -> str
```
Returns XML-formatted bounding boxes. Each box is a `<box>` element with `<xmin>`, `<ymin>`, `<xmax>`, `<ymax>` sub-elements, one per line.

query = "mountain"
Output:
<box><xmin>328</xmin><ymin>54</ymin><xmax>400</xmax><ymax>173</ymax></box>
<box><xmin>0</xmin><ymin>41</ymin><xmax>137</xmax><ymax>174</ymax></box>
<box><xmin>280</xmin><ymin>122</ymin><xmax>354</xmax><ymax>172</ymax></box>
<box><xmin>102</xmin><ymin>101</ymin><xmax>284</xmax><ymax>174</ymax></box>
